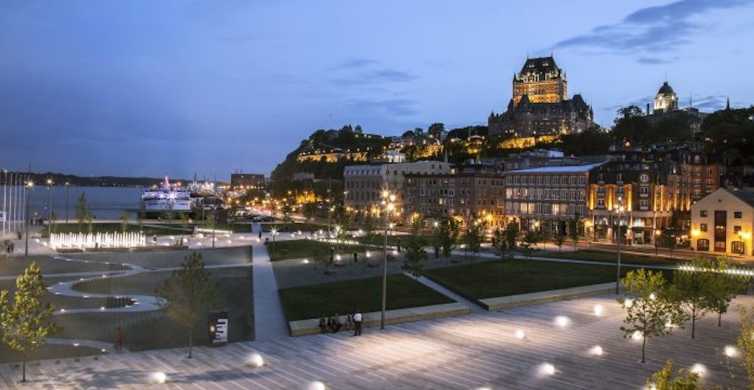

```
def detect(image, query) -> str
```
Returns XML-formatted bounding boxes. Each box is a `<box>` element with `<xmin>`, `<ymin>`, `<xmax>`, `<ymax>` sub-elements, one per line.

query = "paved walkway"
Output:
<box><xmin>252</xmin><ymin>240</ymin><xmax>289</xmax><ymax>341</ymax></box>
<box><xmin>409</xmin><ymin>272</ymin><xmax>485</xmax><ymax>313</ymax></box>
<box><xmin>0</xmin><ymin>294</ymin><xmax>748</xmax><ymax>389</ymax></box>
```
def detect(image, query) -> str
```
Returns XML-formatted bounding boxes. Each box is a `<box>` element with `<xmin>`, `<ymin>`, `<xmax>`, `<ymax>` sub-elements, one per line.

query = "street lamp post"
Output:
<box><xmin>46</xmin><ymin>178</ymin><xmax>53</xmax><ymax>236</ymax></box>
<box><xmin>615</xmin><ymin>199</ymin><xmax>624</xmax><ymax>295</ymax></box>
<box><xmin>65</xmin><ymin>182</ymin><xmax>70</xmax><ymax>223</ymax></box>
<box><xmin>380</xmin><ymin>190</ymin><xmax>396</xmax><ymax>330</ymax></box>
<box><xmin>24</xmin><ymin>181</ymin><xmax>33</xmax><ymax>257</ymax></box>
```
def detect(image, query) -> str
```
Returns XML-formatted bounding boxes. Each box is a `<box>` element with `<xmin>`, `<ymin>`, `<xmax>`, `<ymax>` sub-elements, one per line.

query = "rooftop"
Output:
<box><xmin>507</xmin><ymin>162</ymin><xmax>607</xmax><ymax>174</ymax></box>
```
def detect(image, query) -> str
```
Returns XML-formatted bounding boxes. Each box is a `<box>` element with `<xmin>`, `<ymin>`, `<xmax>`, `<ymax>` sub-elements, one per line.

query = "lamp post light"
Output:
<box><xmin>380</xmin><ymin>189</ymin><xmax>396</xmax><ymax>330</ymax></box>
<box><xmin>24</xmin><ymin>180</ymin><xmax>34</xmax><ymax>257</ymax></box>
<box><xmin>64</xmin><ymin>182</ymin><xmax>70</xmax><ymax>224</ymax></box>
<box><xmin>615</xmin><ymin>199</ymin><xmax>625</xmax><ymax>295</ymax></box>
<box><xmin>46</xmin><ymin>178</ymin><xmax>53</xmax><ymax>237</ymax></box>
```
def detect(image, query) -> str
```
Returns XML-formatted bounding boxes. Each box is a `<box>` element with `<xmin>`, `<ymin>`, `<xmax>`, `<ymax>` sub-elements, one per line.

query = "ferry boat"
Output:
<box><xmin>141</xmin><ymin>177</ymin><xmax>191</xmax><ymax>213</ymax></box>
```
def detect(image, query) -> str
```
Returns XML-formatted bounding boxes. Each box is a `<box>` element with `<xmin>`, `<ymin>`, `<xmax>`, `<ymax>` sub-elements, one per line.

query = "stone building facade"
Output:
<box><xmin>488</xmin><ymin>56</ymin><xmax>594</xmax><ymax>138</ymax></box>
<box><xmin>343</xmin><ymin>161</ymin><xmax>452</xmax><ymax>214</ymax></box>
<box><xmin>503</xmin><ymin>164</ymin><xmax>596</xmax><ymax>235</ymax></box>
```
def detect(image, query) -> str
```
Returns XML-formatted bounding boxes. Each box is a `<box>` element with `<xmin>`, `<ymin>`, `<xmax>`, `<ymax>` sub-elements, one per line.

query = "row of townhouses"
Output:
<box><xmin>344</xmin><ymin>144</ymin><xmax>726</xmax><ymax>250</ymax></box>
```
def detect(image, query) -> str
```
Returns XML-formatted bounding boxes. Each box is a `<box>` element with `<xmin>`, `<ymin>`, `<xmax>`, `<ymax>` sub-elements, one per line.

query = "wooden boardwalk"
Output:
<box><xmin>1</xmin><ymin>294</ymin><xmax>750</xmax><ymax>389</ymax></box>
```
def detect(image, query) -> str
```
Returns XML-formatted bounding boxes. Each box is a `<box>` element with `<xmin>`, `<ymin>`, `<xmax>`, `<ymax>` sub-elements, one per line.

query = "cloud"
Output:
<box><xmin>332</xmin><ymin>58</ymin><xmax>379</xmax><ymax>70</ymax></box>
<box><xmin>554</xmin><ymin>0</ymin><xmax>754</xmax><ymax>58</ymax></box>
<box><xmin>637</xmin><ymin>56</ymin><xmax>679</xmax><ymax>65</ymax></box>
<box><xmin>330</xmin><ymin>68</ymin><xmax>418</xmax><ymax>87</ymax></box>
<box><xmin>347</xmin><ymin>98</ymin><xmax>418</xmax><ymax>117</ymax></box>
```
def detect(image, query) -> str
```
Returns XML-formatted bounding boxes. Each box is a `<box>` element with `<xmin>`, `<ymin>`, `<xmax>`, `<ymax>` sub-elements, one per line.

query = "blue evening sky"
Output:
<box><xmin>2</xmin><ymin>0</ymin><xmax>753</xmax><ymax>179</ymax></box>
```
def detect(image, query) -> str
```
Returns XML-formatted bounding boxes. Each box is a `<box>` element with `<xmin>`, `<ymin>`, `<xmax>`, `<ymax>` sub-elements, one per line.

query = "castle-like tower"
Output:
<box><xmin>512</xmin><ymin>57</ymin><xmax>567</xmax><ymax>106</ymax></box>
<box><xmin>489</xmin><ymin>56</ymin><xmax>592</xmax><ymax>138</ymax></box>
<box><xmin>653</xmin><ymin>81</ymin><xmax>678</xmax><ymax>113</ymax></box>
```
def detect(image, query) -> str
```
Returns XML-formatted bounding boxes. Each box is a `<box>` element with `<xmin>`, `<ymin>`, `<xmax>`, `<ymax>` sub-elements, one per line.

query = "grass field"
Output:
<box><xmin>262</xmin><ymin>222</ymin><xmax>327</xmax><ymax>233</ymax></box>
<box><xmin>55</xmin><ymin>267</ymin><xmax>253</xmax><ymax>351</ymax></box>
<box><xmin>278</xmin><ymin>274</ymin><xmax>452</xmax><ymax>321</ymax></box>
<box><xmin>266</xmin><ymin>239</ymin><xmax>371</xmax><ymax>262</ymax></box>
<box><xmin>0</xmin><ymin>343</ymin><xmax>104</xmax><ymax>364</ymax></box>
<box><xmin>355</xmin><ymin>234</ymin><xmax>430</xmax><ymax>247</ymax></box>
<box><xmin>533</xmin><ymin>249</ymin><xmax>680</xmax><ymax>266</ymax></box>
<box><xmin>424</xmin><ymin>259</ymin><xmax>657</xmax><ymax>300</ymax></box>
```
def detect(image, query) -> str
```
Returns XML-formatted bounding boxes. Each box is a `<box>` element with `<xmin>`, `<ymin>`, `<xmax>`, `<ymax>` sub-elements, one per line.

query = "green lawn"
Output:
<box><xmin>425</xmin><ymin>259</ymin><xmax>652</xmax><ymax>300</ymax></box>
<box><xmin>0</xmin><ymin>343</ymin><xmax>104</xmax><ymax>364</ymax></box>
<box><xmin>278</xmin><ymin>274</ymin><xmax>452</xmax><ymax>321</ymax></box>
<box><xmin>262</xmin><ymin>222</ymin><xmax>326</xmax><ymax>233</ymax></box>
<box><xmin>355</xmin><ymin>234</ymin><xmax>430</xmax><ymax>247</ymax></box>
<box><xmin>55</xmin><ymin>267</ymin><xmax>252</xmax><ymax>351</ymax></box>
<box><xmin>266</xmin><ymin>239</ymin><xmax>371</xmax><ymax>262</ymax></box>
<box><xmin>534</xmin><ymin>249</ymin><xmax>680</xmax><ymax>266</ymax></box>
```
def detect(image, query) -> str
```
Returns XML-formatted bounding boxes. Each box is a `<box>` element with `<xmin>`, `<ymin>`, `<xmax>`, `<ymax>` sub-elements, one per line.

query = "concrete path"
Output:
<box><xmin>1</xmin><ymin>294</ymin><xmax>749</xmax><ymax>389</ymax></box>
<box><xmin>408</xmin><ymin>272</ymin><xmax>486</xmax><ymax>313</ymax></box>
<box><xmin>252</xmin><ymin>240</ymin><xmax>289</xmax><ymax>341</ymax></box>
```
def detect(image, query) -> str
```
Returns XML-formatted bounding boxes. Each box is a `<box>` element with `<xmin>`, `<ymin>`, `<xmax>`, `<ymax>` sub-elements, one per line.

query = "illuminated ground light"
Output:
<box><xmin>632</xmin><ymin>330</ymin><xmax>644</xmax><ymax>341</ymax></box>
<box><xmin>392</xmin><ymin>250</ymin><xmax>399</xmax><ymax>256</ymax></box>
<box><xmin>246</xmin><ymin>353</ymin><xmax>264</xmax><ymax>368</ymax></box>
<box><xmin>335</xmin><ymin>254</ymin><xmax>342</xmax><ymax>261</ymax></box>
<box><xmin>150</xmin><ymin>372</ymin><xmax>168</xmax><ymax>384</ymax></box>
<box><xmin>365</xmin><ymin>251</ymin><xmax>371</xmax><ymax>258</ymax></box>
<box><xmin>514</xmin><ymin>329</ymin><xmax>526</xmax><ymax>340</ymax></box>
<box><xmin>554</xmin><ymin>316</ymin><xmax>570</xmax><ymax>328</ymax></box>
<box><xmin>623</xmin><ymin>298</ymin><xmax>634</xmax><ymax>308</ymax></box>
<box><xmin>690</xmin><ymin>363</ymin><xmax>707</xmax><ymax>377</ymax></box>
<box><xmin>302</xmin><ymin>259</ymin><xmax>310</xmax><ymax>264</ymax></box>
<box><xmin>307</xmin><ymin>381</ymin><xmax>326</xmax><ymax>390</ymax></box>
<box><xmin>589</xmin><ymin>345</ymin><xmax>604</xmax><ymax>356</ymax></box>
<box><xmin>538</xmin><ymin>363</ymin><xmax>556</xmax><ymax>376</ymax></box>
<box><xmin>724</xmin><ymin>345</ymin><xmax>740</xmax><ymax>358</ymax></box>
<box><xmin>593</xmin><ymin>304</ymin><xmax>604</xmax><ymax>316</ymax></box>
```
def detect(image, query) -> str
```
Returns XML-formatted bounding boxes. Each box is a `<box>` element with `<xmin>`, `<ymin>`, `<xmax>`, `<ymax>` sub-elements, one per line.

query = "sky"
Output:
<box><xmin>2</xmin><ymin>0</ymin><xmax>754</xmax><ymax>179</ymax></box>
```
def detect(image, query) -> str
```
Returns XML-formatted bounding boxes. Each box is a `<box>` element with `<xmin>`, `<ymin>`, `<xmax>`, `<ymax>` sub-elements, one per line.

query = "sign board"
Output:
<box><xmin>208</xmin><ymin>311</ymin><xmax>229</xmax><ymax>345</ymax></box>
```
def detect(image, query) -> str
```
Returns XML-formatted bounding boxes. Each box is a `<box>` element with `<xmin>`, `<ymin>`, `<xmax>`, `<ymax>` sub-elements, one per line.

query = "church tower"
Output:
<box><xmin>653</xmin><ymin>81</ymin><xmax>678</xmax><ymax>113</ymax></box>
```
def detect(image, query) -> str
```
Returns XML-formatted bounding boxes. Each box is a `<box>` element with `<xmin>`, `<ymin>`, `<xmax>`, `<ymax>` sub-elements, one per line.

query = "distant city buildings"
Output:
<box><xmin>488</xmin><ymin>56</ymin><xmax>594</xmax><ymax>139</ymax></box>
<box><xmin>343</xmin><ymin>161</ymin><xmax>452</xmax><ymax>214</ymax></box>
<box><xmin>230</xmin><ymin>173</ymin><xmax>266</xmax><ymax>190</ymax></box>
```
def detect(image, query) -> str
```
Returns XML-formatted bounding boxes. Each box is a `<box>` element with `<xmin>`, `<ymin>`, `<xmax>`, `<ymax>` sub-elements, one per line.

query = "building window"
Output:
<box><xmin>700</xmin><ymin>210</ymin><xmax>707</xmax><ymax>217</ymax></box>
<box><xmin>735</xmin><ymin>211</ymin><xmax>743</xmax><ymax>219</ymax></box>
<box><xmin>733</xmin><ymin>241</ymin><xmax>745</xmax><ymax>255</ymax></box>
<box><xmin>735</xmin><ymin>225</ymin><xmax>742</xmax><ymax>234</ymax></box>
<box><xmin>697</xmin><ymin>239</ymin><xmax>709</xmax><ymax>251</ymax></box>
<box><xmin>700</xmin><ymin>223</ymin><xmax>707</xmax><ymax>232</ymax></box>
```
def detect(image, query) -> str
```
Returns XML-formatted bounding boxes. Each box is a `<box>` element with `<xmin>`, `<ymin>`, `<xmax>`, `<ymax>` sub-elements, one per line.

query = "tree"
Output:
<box><xmin>75</xmin><ymin>192</ymin><xmax>90</xmax><ymax>233</ymax></box>
<box><xmin>671</xmin><ymin>258</ymin><xmax>716</xmax><ymax>339</ymax></box>
<box><xmin>504</xmin><ymin>223</ymin><xmax>518</xmax><ymax>251</ymax></box>
<box><xmin>463</xmin><ymin>221</ymin><xmax>483</xmax><ymax>263</ymax></box>
<box><xmin>302</xmin><ymin>203</ymin><xmax>317</xmax><ymax>221</ymax></box>
<box><xmin>569</xmin><ymin>215</ymin><xmax>581</xmax><ymax>248</ymax></box>
<box><xmin>157</xmin><ymin>252</ymin><xmax>217</xmax><ymax>358</ymax></box>
<box><xmin>738</xmin><ymin>306</ymin><xmax>754</xmax><ymax>387</ymax></box>
<box><xmin>521</xmin><ymin>230</ymin><xmax>541</xmax><ymax>256</ymax></box>
<box><xmin>554</xmin><ymin>226</ymin><xmax>566</xmax><ymax>252</ymax></box>
<box><xmin>706</xmin><ymin>257</ymin><xmax>749</xmax><ymax>327</ymax></box>
<box><xmin>645</xmin><ymin>360</ymin><xmax>702</xmax><ymax>390</ymax></box>
<box><xmin>621</xmin><ymin>269</ymin><xmax>686</xmax><ymax>363</ymax></box>
<box><xmin>434</xmin><ymin>217</ymin><xmax>459</xmax><ymax>257</ymax></box>
<box><xmin>120</xmin><ymin>211</ymin><xmax>130</xmax><ymax>233</ymax></box>
<box><xmin>403</xmin><ymin>219</ymin><xmax>428</xmax><ymax>276</ymax></box>
<box><xmin>0</xmin><ymin>263</ymin><xmax>57</xmax><ymax>382</ymax></box>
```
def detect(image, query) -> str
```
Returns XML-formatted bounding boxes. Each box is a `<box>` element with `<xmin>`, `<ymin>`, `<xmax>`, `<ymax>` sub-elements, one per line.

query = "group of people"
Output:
<box><xmin>2</xmin><ymin>240</ymin><xmax>15</xmax><ymax>255</ymax></box>
<box><xmin>319</xmin><ymin>311</ymin><xmax>363</xmax><ymax>336</ymax></box>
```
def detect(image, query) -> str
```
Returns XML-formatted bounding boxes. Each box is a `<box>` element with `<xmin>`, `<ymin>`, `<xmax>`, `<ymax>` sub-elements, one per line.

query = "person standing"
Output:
<box><xmin>115</xmin><ymin>326</ymin><xmax>124</xmax><ymax>352</ymax></box>
<box><xmin>353</xmin><ymin>311</ymin><xmax>362</xmax><ymax>336</ymax></box>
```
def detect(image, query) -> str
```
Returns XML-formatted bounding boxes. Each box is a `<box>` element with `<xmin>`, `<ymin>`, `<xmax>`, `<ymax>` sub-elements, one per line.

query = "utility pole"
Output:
<box><xmin>65</xmin><ymin>182</ymin><xmax>70</xmax><ymax>223</ymax></box>
<box><xmin>25</xmin><ymin>180</ymin><xmax>33</xmax><ymax>257</ymax></box>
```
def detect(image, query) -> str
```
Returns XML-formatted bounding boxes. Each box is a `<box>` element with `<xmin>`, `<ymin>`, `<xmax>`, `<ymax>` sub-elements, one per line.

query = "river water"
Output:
<box><xmin>27</xmin><ymin>186</ymin><xmax>142</xmax><ymax>221</ymax></box>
